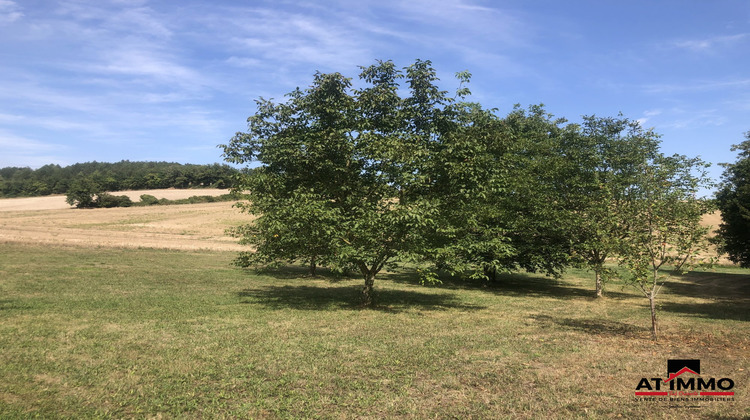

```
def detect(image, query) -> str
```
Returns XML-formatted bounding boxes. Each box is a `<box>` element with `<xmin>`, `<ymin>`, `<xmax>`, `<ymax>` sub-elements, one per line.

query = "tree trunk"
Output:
<box><xmin>649</xmin><ymin>292</ymin><xmax>658</xmax><ymax>341</ymax></box>
<box><xmin>484</xmin><ymin>266</ymin><xmax>497</xmax><ymax>282</ymax></box>
<box><xmin>361</xmin><ymin>271</ymin><xmax>376</xmax><ymax>307</ymax></box>
<box><xmin>595</xmin><ymin>270</ymin><xmax>603</xmax><ymax>298</ymax></box>
<box><xmin>309</xmin><ymin>256</ymin><xmax>317</xmax><ymax>276</ymax></box>
<box><xmin>649</xmin><ymin>268</ymin><xmax>659</xmax><ymax>341</ymax></box>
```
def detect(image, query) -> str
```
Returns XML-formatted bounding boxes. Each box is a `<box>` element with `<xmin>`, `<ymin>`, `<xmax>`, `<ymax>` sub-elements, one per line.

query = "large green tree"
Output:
<box><xmin>715</xmin><ymin>132</ymin><xmax>750</xmax><ymax>267</ymax></box>
<box><xmin>423</xmin><ymin>99</ymin><xmax>514</xmax><ymax>282</ymax></box>
<box><xmin>427</xmin><ymin>104</ymin><xmax>583</xmax><ymax>283</ymax></box>
<box><xmin>222</xmin><ymin>60</ymin><xmax>470</xmax><ymax>305</ymax></box>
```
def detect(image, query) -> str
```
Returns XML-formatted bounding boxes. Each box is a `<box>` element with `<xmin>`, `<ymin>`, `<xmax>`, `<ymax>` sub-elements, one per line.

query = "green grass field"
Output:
<box><xmin>0</xmin><ymin>243</ymin><xmax>748</xmax><ymax>418</ymax></box>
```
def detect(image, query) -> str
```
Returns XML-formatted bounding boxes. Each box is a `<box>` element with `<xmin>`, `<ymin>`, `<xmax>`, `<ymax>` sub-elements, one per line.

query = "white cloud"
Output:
<box><xmin>225</xmin><ymin>56</ymin><xmax>263</xmax><ymax>69</ymax></box>
<box><xmin>54</xmin><ymin>1</ymin><xmax>170</xmax><ymax>37</ymax></box>
<box><xmin>0</xmin><ymin>112</ymin><xmax>24</xmax><ymax>123</ymax></box>
<box><xmin>0</xmin><ymin>0</ymin><xmax>22</xmax><ymax>23</ymax></box>
<box><xmin>643</xmin><ymin>78</ymin><xmax>750</xmax><ymax>95</ymax></box>
<box><xmin>384</xmin><ymin>0</ymin><xmax>530</xmax><ymax>46</ymax></box>
<box><xmin>190</xmin><ymin>0</ymin><xmax>535</xmax><ymax>101</ymax></box>
<box><xmin>0</xmin><ymin>129</ymin><xmax>68</xmax><ymax>167</ymax></box>
<box><xmin>0</xmin><ymin>132</ymin><xmax>61</xmax><ymax>152</ymax></box>
<box><xmin>95</xmin><ymin>47</ymin><xmax>204</xmax><ymax>85</ymax></box>
<box><xmin>0</xmin><ymin>112</ymin><xmax>105</xmax><ymax>132</ymax></box>
<box><xmin>217</xmin><ymin>8</ymin><xmax>372</xmax><ymax>72</ymax></box>
<box><xmin>658</xmin><ymin>108</ymin><xmax>728</xmax><ymax>130</ymax></box>
<box><xmin>637</xmin><ymin>109</ymin><xmax>663</xmax><ymax>127</ymax></box>
<box><xmin>45</xmin><ymin>2</ymin><xmax>196</xmax><ymax>89</ymax></box>
<box><xmin>672</xmin><ymin>33</ymin><xmax>748</xmax><ymax>52</ymax></box>
<box><xmin>0</xmin><ymin>2</ymin><xmax>215</xmax><ymax>101</ymax></box>
<box><xmin>0</xmin><ymin>80</ymin><xmax>102</xmax><ymax>114</ymax></box>
<box><xmin>110</xmin><ymin>6</ymin><xmax>172</xmax><ymax>38</ymax></box>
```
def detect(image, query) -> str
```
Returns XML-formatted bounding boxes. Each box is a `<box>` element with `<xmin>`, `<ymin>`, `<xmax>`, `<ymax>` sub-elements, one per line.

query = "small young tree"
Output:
<box><xmin>563</xmin><ymin>115</ymin><xmax>661</xmax><ymax>297</ymax></box>
<box><xmin>618</xmin><ymin>154</ymin><xmax>714</xmax><ymax>340</ymax></box>
<box><xmin>715</xmin><ymin>132</ymin><xmax>750</xmax><ymax>267</ymax></box>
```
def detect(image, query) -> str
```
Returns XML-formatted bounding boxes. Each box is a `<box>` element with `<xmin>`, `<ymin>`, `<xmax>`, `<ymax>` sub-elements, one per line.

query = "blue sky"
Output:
<box><xmin>1</xmin><ymin>0</ymin><xmax>748</xmax><ymax>192</ymax></box>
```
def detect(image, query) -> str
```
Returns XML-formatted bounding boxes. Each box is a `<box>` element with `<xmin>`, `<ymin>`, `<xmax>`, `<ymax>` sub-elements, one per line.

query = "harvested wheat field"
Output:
<box><xmin>0</xmin><ymin>189</ymin><xmax>249</xmax><ymax>251</ymax></box>
<box><xmin>0</xmin><ymin>188</ymin><xmax>231</xmax><ymax>212</ymax></box>
<box><xmin>0</xmin><ymin>191</ymin><xmax>733</xmax><ymax>260</ymax></box>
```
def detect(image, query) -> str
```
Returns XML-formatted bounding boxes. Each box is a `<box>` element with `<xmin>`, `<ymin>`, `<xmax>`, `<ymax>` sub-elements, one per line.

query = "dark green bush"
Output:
<box><xmin>139</xmin><ymin>194</ymin><xmax>159</xmax><ymax>205</ymax></box>
<box><xmin>97</xmin><ymin>193</ymin><xmax>133</xmax><ymax>208</ymax></box>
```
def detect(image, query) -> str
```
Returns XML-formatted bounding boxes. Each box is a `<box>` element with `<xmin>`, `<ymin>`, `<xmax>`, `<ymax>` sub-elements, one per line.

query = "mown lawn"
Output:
<box><xmin>0</xmin><ymin>243</ymin><xmax>747</xmax><ymax>418</ymax></box>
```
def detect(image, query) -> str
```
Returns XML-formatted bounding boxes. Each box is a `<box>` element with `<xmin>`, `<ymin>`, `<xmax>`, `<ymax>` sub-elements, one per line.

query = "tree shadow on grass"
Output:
<box><xmin>236</xmin><ymin>285</ymin><xmax>485</xmax><ymax>313</ymax></box>
<box><xmin>660</xmin><ymin>299</ymin><xmax>750</xmax><ymax>322</ymax></box>
<box><xmin>387</xmin><ymin>270</ymin><xmax>635</xmax><ymax>301</ymax></box>
<box><xmin>531</xmin><ymin>314</ymin><xmax>647</xmax><ymax>337</ymax></box>
<box><xmin>485</xmin><ymin>274</ymin><xmax>635</xmax><ymax>301</ymax></box>
<box><xmin>657</xmin><ymin>270</ymin><xmax>750</xmax><ymax>322</ymax></box>
<box><xmin>242</xmin><ymin>264</ymin><xmax>637</xmax><ymax>311</ymax></box>
<box><xmin>663</xmin><ymin>270</ymin><xmax>750</xmax><ymax>300</ymax></box>
<box><xmin>242</xmin><ymin>265</ymin><xmax>355</xmax><ymax>282</ymax></box>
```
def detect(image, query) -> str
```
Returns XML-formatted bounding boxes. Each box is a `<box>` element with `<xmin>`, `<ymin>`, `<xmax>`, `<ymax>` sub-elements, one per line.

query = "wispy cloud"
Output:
<box><xmin>214</xmin><ymin>8</ymin><xmax>372</xmax><ymax>73</ymax></box>
<box><xmin>0</xmin><ymin>79</ymin><xmax>105</xmax><ymax>114</ymax></box>
<box><xmin>643</xmin><ymin>78</ymin><xmax>750</xmax><ymax>95</ymax></box>
<box><xmin>671</xmin><ymin>33</ymin><xmax>749</xmax><ymax>52</ymax></box>
<box><xmin>662</xmin><ymin>110</ymin><xmax>728</xmax><ymax>130</ymax></box>
<box><xmin>0</xmin><ymin>0</ymin><xmax>746</xmax><ymax>171</ymax></box>
<box><xmin>43</xmin><ymin>2</ymin><xmax>209</xmax><ymax>93</ymax></box>
<box><xmin>0</xmin><ymin>129</ymin><xmax>69</xmax><ymax>167</ymax></box>
<box><xmin>200</xmin><ymin>0</ymin><xmax>531</xmax><ymax>75</ymax></box>
<box><xmin>0</xmin><ymin>130</ymin><xmax>63</xmax><ymax>152</ymax></box>
<box><xmin>55</xmin><ymin>1</ymin><xmax>171</xmax><ymax>39</ymax></box>
<box><xmin>225</xmin><ymin>56</ymin><xmax>263</xmax><ymax>69</ymax></box>
<box><xmin>639</xmin><ymin>106</ymin><xmax>730</xmax><ymax>131</ymax></box>
<box><xmin>91</xmin><ymin>46</ymin><xmax>208</xmax><ymax>89</ymax></box>
<box><xmin>0</xmin><ymin>0</ymin><xmax>220</xmax><ymax>150</ymax></box>
<box><xmin>0</xmin><ymin>113</ymin><xmax>92</xmax><ymax>132</ymax></box>
<box><xmin>637</xmin><ymin>109</ymin><xmax>663</xmax><ymax>127</ymax></box>
<box><xmin>0</xmin><ymin>112</ymin><xmax>24</xmax><ymax>123</ymax></box>
<box><xmin>0</xmin><ymin>0</ymin><xmax>22</xmax><ymax>23</ymax></box>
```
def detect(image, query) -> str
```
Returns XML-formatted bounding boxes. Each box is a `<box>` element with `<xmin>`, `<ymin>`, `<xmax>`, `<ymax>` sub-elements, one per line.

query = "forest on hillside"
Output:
<box><xmin>0</xmin><ymin>161</ymin><xmax>241</xmax><ymax>198</ymax></box>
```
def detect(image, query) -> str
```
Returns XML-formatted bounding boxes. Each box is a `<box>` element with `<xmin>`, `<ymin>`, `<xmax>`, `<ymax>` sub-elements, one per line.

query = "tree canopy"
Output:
<box><xmin>715</xmin><ymin>132</ymin><xmax>750</xmax><ymax>267</ymax></box>
<box><xmin>223</xmin><ymin>59</ymin><xmax>715</xmax><ymax>315</ymax></box>
<box><xmin>223</xmin><ymin>60</ymin><xmax>463</xmax><ymax>305</ymax></box>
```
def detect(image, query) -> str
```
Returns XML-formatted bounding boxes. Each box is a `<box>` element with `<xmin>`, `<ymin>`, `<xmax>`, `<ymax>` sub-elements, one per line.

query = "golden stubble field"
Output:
<box><xmin>0</xmin><ymin>189</ymin><xmax>250</xmax><ymax>251</ymax></box>
<box><xmin>0</xmin><ymin>189</ymin><xmax>730</xmax><ymax>261</ymax></box>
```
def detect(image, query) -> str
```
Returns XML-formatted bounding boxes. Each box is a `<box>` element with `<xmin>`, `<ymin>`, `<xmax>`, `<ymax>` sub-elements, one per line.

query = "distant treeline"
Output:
<box><xmin>0</xmin><ymin>161</ymin><xmax>242</xmax><ymax>198</ymax></box>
